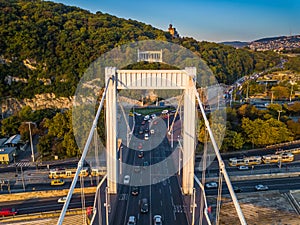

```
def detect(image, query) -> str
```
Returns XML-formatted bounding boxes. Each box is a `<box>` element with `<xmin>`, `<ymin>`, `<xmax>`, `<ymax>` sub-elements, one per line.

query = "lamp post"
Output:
<box><xmin>13</xmin><ymin>152</ymin><xmax>17</xmax><ymax>177</ymax></box>
<box><xmin>290</xmin><ymin>81</ymin><xmax>296</xmax><ymax>102</ymax></box>
<box><xmin>277</xmin><ymin>110</ymin><xmax>282</xmax><ymax>121</ymax></box>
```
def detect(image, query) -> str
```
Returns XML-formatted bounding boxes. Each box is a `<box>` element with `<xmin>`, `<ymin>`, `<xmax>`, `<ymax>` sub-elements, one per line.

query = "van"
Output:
<box><xmin>51</xmin><ymin>179</ymin><xmax>65</xmax><ymax>186</ymax></box>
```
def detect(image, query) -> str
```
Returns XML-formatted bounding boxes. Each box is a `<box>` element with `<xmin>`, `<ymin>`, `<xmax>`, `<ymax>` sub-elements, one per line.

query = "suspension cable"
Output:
<box><xmin>199</xmin><ymin>128</ymin><xmax>208</xmax><ymax>225</ymax></box>
<box><xmin>80</xmin><ymin>175</ymin><xmax>86</xmax><ymax>224</ymax></box>
<box><xmin>57</xmin><ymin>76</ymin><xmax>113</xmax><ymax>225</ymax></box>
<box><xmin>194</xmin><ymin>86</ymin><xmax>247</xmax><ymax>225</ymax></box>
<box><xmin>168</xmin><ymin>93</ymin><xmax>184</xmax><ymax>134</ymax></box>
<box><xmin>216</xmin><ymin>171</ymin><xmax>223</xmax><ymax>225</ymax></box>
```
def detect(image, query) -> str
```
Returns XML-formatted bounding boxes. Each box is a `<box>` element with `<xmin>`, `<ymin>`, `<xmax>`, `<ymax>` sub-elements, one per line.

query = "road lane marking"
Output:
<box><xmin>169</xmin><ymin>185</ymin><xmax>172</xmax><ymax>194</ymax></box>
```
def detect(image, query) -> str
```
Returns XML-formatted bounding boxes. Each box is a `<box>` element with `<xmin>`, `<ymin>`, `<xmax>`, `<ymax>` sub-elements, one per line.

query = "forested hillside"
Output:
<box><xmin>0</xmin><ymin>0</ymin><xmax>281</xmax><ymax>99</ymax></box>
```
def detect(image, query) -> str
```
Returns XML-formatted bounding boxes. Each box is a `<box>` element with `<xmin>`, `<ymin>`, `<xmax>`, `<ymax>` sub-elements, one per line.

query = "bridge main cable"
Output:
<box><xmin>57</xmin><ymin>76</ymin><xmax>113</xmax><ymax>225</ymax></box>
<box><xmin>194</xmin><ymin>86</ymin><xmax>247</xmax><ymax>225</ymax></box>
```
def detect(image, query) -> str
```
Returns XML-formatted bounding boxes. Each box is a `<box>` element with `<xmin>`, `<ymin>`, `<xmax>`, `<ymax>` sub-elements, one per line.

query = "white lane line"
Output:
<box><xmin>169</xmin><ymin>185</ymin><xmax>172</xmax><ymax>194</ymax></box>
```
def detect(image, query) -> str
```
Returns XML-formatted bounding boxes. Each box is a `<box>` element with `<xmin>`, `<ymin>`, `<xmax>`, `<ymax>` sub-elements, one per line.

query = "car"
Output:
<box><xmin>161</xmin><ymin>109</ymin><xmax>168</xmax><ymax>114</ymax></box>
<box><xmin>127</xmin><ymin>216</ymin><xmax>136</xmax><ymax>225</ymax></box>
<box><xmin>131</xmin><ymin>186</ymin><xmax>139</xmax><ymax>196</ymax></box>
<box><xmin>124</xmin><ymin>175</ymin><xmax>130</xmax><ymax>185</ymax></box>
<box><xmin>238</xmin><ymin>166</ymin><xmax>249</xmax><ymax>170</ymax></box>
<box><xmin>134</xmin><ymin>166</ymin><xmax>141</xmax><ymax>173</ymax></box>
<box><xmin>150</xmin><ymin>129</ymin><xmax>155</xmax><ymax>134</ymax></box>
<box><xmin>233</xmin><ymin>186</ymin><xmax>242</xmax><ymax>193</ymax></box>
<box><xmin>134</xmin><ymin>112</ymin><xmax>141</xmax><ymax>116</ymax></box>
<box><xmin>137</xmin><ymin>143</ymin><xmax>143</xmax><ymax>150</ymax></box>
<box><xmin>51</xmin><ymin>179</ymin><xmax>65</xmax><ymax>186</ymax></box>
<box><xmin>151</xmin><ymin>114</ymin><xmax>157</xmax><ymax>119</ymax></box>
<box><xmin>141</xmin><ymin>120</ymin><xmax>146</xmax><ymax>125</ymax></box>
<box><xmin>140</xmin><ymin>198</ymin><xmax>149</xmax><ymax>213</ymax></box>
<box><xmin>144</xmin><ymin>133</ymin><xmax>149</xmax><ymax>140</ymax></box>
<box><xmin>144</xmin><ymin>115</ymin><xmax>150</xmax><ymax>120</ymax></box>
<box><xmin>0</xmin><ymin>208</ymin><xmax>18</xmax><ymax>216</ymax></box>
<box><xmin>138</xmin><ymin>151</ymin><xmax>144</xmax><ymax>158</ymax></box>
<box><xmin>153</xmin><ymin>215</ymin><xmax>162</xmax><ymax>225</ymax></box>
<box><xmin>143</xmin><ymin>161</ymin><xmax>149</xmax><ymax>168</ymax></box>
<box><xmin>139</xmin><ymin>128</ymin><xmax>144</xmax><ymax>134</ymax></box>
<box><xmin>57</xmin><ymin>196</ymin><xmax>67</xmax><ymax>203</ymax></box>
<box><xmin>255</xmin><ymin>184</ymin><xmax>269</xmax><ymax>191</ymax></box>
<box><xmin>205</xmin><ymin>182</ymin><xmax>218</xmax><ymax>189</ymax></box>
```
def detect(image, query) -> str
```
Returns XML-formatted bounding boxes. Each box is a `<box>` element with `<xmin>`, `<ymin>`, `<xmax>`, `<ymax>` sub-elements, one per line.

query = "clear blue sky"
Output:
<box><xmin>51</xmin><ymin>0</ymin><xmax>300</xmax><ymax>42</ymax></box>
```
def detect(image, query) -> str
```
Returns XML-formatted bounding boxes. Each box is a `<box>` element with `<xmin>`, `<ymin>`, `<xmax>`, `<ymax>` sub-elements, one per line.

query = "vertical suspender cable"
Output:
<box><xmin>57</xmin><ymin>77</ymin><xmax>113</xmax><ymax>225</ymax></box>
<box><xmin>194</xmin><ymin>86</ymin><xmax>247</xmax><ymax>225</ymax></box>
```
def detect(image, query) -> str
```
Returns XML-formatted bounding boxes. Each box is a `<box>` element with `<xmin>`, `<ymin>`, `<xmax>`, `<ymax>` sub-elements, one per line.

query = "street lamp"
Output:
<box><xmin>13</xmin><ymin>152</ymin><xmax>17</xmax><ymax>176</ymax></box>
<box><xmin>277</xmin><ymin>110</ymin><xmax>282</xmax><ymax>121</ymax></box>
<box><xmin>290</xmin><ymin>81</ymin><xmax>296</xmax><ymax>102</ymax></box>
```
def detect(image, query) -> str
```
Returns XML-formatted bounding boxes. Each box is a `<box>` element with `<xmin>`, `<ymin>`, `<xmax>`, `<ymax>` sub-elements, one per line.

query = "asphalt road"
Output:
<box><xmin>111</xmin><ymin>112</ymin><xmax>188</xmax><ymax>225</ymax></box>
<box><xmin>203</xmin><ymin>176</ymin><xmax>300</xmax><ymax>196</ymax></box>
<box><xmin>0</xmin><ymin>193</ymin><xmax>95</xmax><ymax>215</ymax></box>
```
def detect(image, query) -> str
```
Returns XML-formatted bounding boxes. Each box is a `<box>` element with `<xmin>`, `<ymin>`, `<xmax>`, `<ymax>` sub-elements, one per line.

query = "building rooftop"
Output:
<box><xmin>0</xmin><ymin>146</ymin><xmax>16</xmax><ymax>155</ymax></box>
<box><xmin>4</xmin><ymin>134</ymin><xmax>21</xmax><ymax>146</ymax></box>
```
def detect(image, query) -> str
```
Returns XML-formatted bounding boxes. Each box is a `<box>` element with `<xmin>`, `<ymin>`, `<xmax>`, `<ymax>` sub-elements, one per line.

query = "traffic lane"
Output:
<box><xmin>150</xmin><ymin>142</ymin><xmax>188</xmax><ymax>225</ymax></box>
<box><xmin>195</xmin><ymin>163</ymin><xmax>300</xmax><ymax>179</ymax></box>
<box><xmin>0</xmin><ymin>194</ymin><xmax>95</xmax><ymax>215</ymax></box>
<box><xmin>203</xmin><ymin>177</ymin><xmax>300</xmax><ymax>196</ymax></box>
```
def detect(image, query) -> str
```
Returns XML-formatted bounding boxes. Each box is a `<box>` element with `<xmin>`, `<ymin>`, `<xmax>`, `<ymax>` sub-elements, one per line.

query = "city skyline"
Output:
<box><xmin>51</xmin><ymin>0</ymin><xmax>300</xmax><ymax>42</ymax></box>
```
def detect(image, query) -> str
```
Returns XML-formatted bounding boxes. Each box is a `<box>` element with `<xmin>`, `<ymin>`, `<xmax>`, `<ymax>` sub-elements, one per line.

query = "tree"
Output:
<box><xmin>221</xmin><ymin>130</ymin><xmax>244</xmax><ymax>151</ymax></box>
<box><xmin>270</xmin><ymin>86</ymin><xmax>290</xmax><ymax>100</ymax></box>
<box><xmin>286</xmin><ymin>119</ymin><xmax>300</xmax><ymax>139</ymax></box>
<box><xmin>241</xmin><ymin>117</ymin><xmax>293</xmax><ymax>147</ymax></box>
<box><xmin>1</xmin><ymin>115</ymin><xmax>20</xmax><ymax>137</ymax></box>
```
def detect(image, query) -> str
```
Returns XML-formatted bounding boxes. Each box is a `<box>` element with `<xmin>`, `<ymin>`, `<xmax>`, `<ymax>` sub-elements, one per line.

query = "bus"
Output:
<box><xmin>49</xmin><ymin>167</ymin><xmax>90</xmax><ymax>179</ymax></box>
<box><xmin>229</xmin><ymin>156</ymin><xmax>262</xmax><ymax>166</ymax></box>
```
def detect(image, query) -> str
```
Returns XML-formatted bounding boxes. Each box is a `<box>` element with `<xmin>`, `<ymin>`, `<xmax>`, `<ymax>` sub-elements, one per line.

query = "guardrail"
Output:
<box><xmin>0</xmin><ymin>208</ymin><xmax>84</xmax><ymax>223</ymax></box>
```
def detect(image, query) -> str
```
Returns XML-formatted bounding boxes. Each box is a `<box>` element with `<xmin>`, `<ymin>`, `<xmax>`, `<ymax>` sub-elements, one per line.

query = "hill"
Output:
<box><xmin>220</xmin><ymin>41</ymin><xmax>249</xmax><ymax>48</ymax></box>
<box><xmin>0</xmin><ymin>0</ymin><xmax>281</xmax><ymax>99</ymax></box>
<box><xmin>249</xmin><ymin>35</ymin><xmax>300</xmax><ymax>51</ymax></box>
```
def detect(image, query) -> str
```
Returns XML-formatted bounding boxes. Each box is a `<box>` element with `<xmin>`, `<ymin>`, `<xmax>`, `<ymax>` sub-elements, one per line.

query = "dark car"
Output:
<box><xmin>140</xmin><ymin>198</ymin><xmax>149</xmax><ymax>213</ymax></box>
<box><xmin>131</xmin><ymin>187</ymin><xmax>139</xmax><ymax>196</ymax></box>
<box><xmin>233</xmin><ymin>186</ymin><xmax>242</xmax><ymax>193</ymax></box>
<box><xmin>138</xmin><ymin>151</ymin><xmax>144</xmax><ymax>158</ymax></box>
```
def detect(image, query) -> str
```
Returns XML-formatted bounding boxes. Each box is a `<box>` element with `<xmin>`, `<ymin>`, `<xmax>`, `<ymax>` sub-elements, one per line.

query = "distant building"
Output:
<box><xmin>168</xmin><ymin>24</ymin><xmax>179</xmax><ymax>38</ymax></box>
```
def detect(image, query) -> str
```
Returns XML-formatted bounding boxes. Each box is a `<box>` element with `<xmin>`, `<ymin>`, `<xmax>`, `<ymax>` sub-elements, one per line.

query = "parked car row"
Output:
<box><xmin>204</xmin><ymin>181</ymin><xmax>269</xmax><ymax>192</ymax></box>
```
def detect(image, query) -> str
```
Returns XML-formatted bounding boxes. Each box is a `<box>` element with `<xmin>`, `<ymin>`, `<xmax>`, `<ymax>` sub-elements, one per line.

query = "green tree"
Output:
<box><xmin>221</xmin><ymin>130</ymin><xmax>244</xmax><ymax>151</ymax></box>
<box><xmin>241</xmin><ymin>117</ymin><xmax>293</xmax><ymax>147</ymax></box>
<box><xmin>1</xmin><ymin>115</ymin><xmax>20</xmax><ymax>137</ymax></box>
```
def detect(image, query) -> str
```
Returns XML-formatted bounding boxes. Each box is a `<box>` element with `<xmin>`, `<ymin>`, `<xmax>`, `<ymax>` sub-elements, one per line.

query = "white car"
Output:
<box><xmin>255</xmin><ymin>184</ymin><xmax>268</xmax><ymax>191</ymax></box>
<box><xmin>57</xmin><ymin>196</ymin><xmax>67</xmax><ymax>203</ymax></box>
<box><xmin>153</xmin><ymin>215</ymin><xmax>162</xmax><ymax>225</ymax></box>
<box><xmin>144</xmin><ymin>133</ymin><xmax>149</xmax><ymax>140</ymax></box>
<box><xmin>151</xmin><ymin>114</ymin><xmax>157</xmax><ymax>119</ymax></box>
<box><xmin>205</xmin><ymin>182</ymin><xmax>218</xmax><ymax>189</ymax></box>
<box><xmin>124</xmin><ymin>175</ymin><xmax>130</xmax><ymax>185</ymax></box>
<box><xmin>127</xmin><ymin>216</ymin><xmax>136</xmax><ymax>225</ymax></box>
<box><xmin>238</xmin><ymin>166</ymin><xmax>249</xmax><ymax>170</ymax></box>
<box><xmin>144</xmin><ymin>115</ymin><xmax>150</xmax><ymax>120</ymax></box>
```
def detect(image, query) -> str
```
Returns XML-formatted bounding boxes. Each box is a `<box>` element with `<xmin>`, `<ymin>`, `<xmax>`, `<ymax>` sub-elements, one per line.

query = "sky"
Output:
<box><xmin>51</xmin><ymin>0</ymin><xmax>300</xmax><ymax>43</ymax></box>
